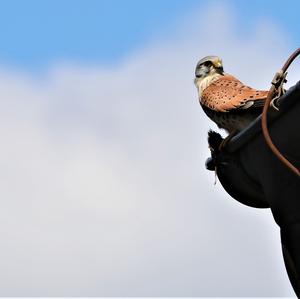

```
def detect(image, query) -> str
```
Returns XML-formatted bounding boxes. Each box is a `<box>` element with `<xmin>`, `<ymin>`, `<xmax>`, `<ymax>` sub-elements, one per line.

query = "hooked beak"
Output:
<box><xmin>212</xmin><ymin>58</ymin><xmax>222</xmax><ymax>68</ymax></box>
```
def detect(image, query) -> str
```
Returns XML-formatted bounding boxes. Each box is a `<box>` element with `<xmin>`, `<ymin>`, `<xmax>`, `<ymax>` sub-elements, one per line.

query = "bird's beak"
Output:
<box><xmin>213</xmin><ymin>58</ymin><xmax>222</xmax><ymax>68</ymax></box>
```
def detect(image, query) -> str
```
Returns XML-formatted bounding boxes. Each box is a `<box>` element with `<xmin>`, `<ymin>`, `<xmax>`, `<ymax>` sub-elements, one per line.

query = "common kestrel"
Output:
<box><xmin>194</xmin><ymin>55</ymin><xmax>268</xmax><ymax>134</ymax></box>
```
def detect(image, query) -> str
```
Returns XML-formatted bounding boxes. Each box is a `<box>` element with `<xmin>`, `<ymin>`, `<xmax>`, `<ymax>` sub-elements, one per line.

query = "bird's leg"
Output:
<box><xmin>218</xmin><ymin>130</ymin><xmax>238</xmax><ymax>151</ymax></box>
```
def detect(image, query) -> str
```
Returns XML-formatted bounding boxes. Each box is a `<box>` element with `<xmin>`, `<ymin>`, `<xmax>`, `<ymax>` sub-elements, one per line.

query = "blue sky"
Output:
<box><xmin>0</xmin><ymin>0</ymin><xmax>299</xmax><ymax>69</ymax></box>
<box><xmin>0</xmin><ymin>0</ymin><xmax>200</xmax><ymax>67</ymax></box>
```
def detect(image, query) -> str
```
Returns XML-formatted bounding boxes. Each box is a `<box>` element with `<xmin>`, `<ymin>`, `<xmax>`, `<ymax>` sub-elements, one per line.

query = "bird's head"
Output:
<box><xmin>194</xmin><ymin>55</ymin><xmax>224</xmax><ymax>80</ymax></box>
<box><xmin>194</xmin><ymin>55</ymin><xmax>224</xmax><ymax>94</ymax></box>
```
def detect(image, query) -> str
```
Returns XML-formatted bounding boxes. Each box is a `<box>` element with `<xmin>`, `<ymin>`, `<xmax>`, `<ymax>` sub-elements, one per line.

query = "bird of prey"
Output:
<box><xmin>194</xmin><ymin>55</ymin><xmax>269</xmax><ymax>134</ymax></box>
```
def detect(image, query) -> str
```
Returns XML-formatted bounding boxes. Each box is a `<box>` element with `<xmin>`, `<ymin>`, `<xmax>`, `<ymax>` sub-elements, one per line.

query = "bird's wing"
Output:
<box><xmin>200</xmin><ymin>74</ymin><xmax>269</xmax><ymax>112</ymax></box>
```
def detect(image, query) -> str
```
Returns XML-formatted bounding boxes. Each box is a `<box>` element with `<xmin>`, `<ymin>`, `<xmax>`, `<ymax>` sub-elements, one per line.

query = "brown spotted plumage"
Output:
<box><xmin>201</xmin><ymin>74</ymin><xmax>268</xmax><ymax>112</ymax></box>
<box><xmin>194</xmin><ymin>55</ymin><xmax>268</xmax><ymax>133</ymax></box>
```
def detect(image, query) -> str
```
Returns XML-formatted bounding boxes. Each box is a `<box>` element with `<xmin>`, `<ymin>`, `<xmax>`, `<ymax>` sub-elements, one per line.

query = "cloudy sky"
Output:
<box><xmin>0</xmin><ymin>0</ymin><xmax>299</xmax><ymax>297</ymax></box>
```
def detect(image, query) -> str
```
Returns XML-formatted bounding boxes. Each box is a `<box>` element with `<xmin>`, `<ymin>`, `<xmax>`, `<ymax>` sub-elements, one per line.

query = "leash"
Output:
<box><xmin>261</xmin><ymin>48</ymin><xmax>300</xmax><ymax>177</ymax></box>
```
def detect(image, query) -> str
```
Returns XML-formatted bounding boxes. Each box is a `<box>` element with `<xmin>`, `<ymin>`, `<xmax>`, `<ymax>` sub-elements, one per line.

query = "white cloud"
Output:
<box><xmin>0</xmin><ymin>2</ymin><xmax>297</xmax><ymax>297</ymax></box>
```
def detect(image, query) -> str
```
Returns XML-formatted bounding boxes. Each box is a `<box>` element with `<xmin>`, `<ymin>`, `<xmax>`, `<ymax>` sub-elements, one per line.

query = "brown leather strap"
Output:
<box><xmin>261</xmin><ymin>48</ymin><xmax>300</xmax><ymax>177</ymax></box>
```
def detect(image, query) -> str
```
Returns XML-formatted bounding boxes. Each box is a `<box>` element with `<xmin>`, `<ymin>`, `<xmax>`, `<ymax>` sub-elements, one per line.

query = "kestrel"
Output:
<box><xmin>194</xmin><ymin>55</ymin><xmax>269</xmax><ymax>134</ymax></box>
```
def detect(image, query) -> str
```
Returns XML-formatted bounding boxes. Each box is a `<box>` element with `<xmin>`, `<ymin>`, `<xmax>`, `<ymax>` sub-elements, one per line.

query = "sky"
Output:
<box><xmin>0</xmin><ymin>0</ymin><xmax>298</xmax><ymax>68</ymax></box>
<box><xmin>0</xmin><ymin>0</ymin><xmax>299</xmax><ymax>297</ymax></box>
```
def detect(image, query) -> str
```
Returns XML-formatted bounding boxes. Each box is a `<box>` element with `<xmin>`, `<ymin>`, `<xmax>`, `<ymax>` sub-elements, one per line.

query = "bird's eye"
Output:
<box><xmin>203</xmin><ymin>61</ymin><xmax>211</xmax><ymax>67</ymax></box>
